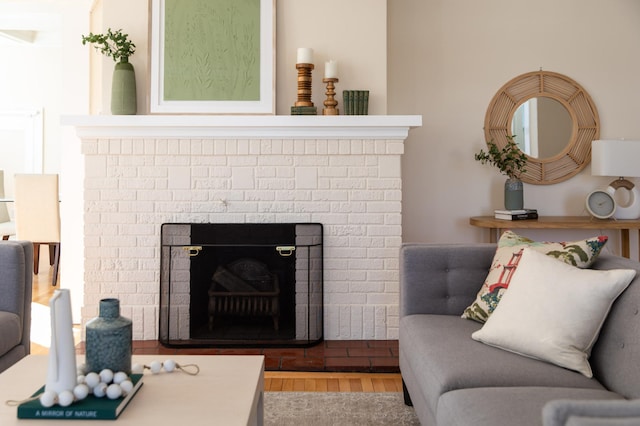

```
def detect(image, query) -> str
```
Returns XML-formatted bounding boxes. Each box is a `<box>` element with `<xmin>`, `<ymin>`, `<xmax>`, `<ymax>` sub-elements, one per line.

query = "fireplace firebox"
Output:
<box><xmin>159</xmin><ymin>223</ymin><xmax>323</xmax><ymax>347</ymax></box>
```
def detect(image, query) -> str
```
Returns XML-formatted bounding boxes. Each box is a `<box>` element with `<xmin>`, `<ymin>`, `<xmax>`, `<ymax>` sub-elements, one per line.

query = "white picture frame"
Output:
<box><xmin>149</xmin><ymin>0</ymin><xmax>275</xmax><ymax>114</ymax></box>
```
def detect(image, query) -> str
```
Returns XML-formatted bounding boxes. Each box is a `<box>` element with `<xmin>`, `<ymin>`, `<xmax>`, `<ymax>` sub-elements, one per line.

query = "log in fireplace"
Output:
<box><xmin>159</xmin><ymin>223</ymin><xmax>323</xmax><ymax>347</ymax></box>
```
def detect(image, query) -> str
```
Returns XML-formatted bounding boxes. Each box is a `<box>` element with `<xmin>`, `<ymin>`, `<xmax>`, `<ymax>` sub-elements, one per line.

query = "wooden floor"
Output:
<box><xmin>264</xmin><ymin>371</ymin><xmax>403</xmax><ymax>392</ymax></box>
<box><xmin>28</xmin><ymin>258</ymin><xmax>403</xmax><ymax>393</ymax></box>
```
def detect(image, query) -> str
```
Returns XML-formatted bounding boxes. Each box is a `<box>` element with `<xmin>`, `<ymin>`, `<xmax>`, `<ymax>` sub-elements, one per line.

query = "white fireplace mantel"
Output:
<box><xmin>61</xmin><ymin>113</ymin><xmax>422</xmax><ymax>340</ymax></box>
<box><xmin>62</xmin><ymin>115</ymin><xmax>422</xmax><ymax>140</ymax></box>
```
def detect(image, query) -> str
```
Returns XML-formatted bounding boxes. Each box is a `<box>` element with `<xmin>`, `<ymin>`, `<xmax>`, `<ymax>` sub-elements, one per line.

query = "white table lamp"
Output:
<box><xmin>591</xmin><ymin>139</ymin><xmax>640</xmax><ymax>219</ymax></box>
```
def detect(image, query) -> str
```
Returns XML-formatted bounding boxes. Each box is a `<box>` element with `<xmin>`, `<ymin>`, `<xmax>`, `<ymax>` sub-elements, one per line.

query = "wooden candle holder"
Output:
<box><xmin>322</xmin><ymin>78</ymin><xmax>339</xmax><ymax>115</ymax></box>
<box><xmin>295</xmin><ymin>63</ymin><xmax>314</xmax><ymax>107</ymax></box>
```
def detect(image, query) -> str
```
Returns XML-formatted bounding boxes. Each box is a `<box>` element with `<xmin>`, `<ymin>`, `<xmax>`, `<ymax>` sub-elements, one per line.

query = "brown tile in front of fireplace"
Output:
<box><xmin>75</xmin><ymin>340</ymin><xmax>399</xmax><ymax>373</ymax></box>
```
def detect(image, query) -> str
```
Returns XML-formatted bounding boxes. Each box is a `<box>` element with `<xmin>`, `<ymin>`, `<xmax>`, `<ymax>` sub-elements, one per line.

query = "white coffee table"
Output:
<box><xmin>0</xmin><ymin>355</ymin><xmax>264</xmax><ymax>425</ymax></box>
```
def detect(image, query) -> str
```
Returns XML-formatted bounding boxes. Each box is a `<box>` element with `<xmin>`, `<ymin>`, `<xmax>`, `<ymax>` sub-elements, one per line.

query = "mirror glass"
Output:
<box><xmin>511</xmin><ymin>97</ymin><xmax>572</xmax><ymax>159</ymax></box>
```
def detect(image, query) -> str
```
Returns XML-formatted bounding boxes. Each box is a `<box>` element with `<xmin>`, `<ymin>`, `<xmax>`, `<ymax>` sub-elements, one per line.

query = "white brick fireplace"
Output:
<box><xmin>63</xmin><ymin>115</ymin><xmax>421</xmax><ymax>341</ymax></box>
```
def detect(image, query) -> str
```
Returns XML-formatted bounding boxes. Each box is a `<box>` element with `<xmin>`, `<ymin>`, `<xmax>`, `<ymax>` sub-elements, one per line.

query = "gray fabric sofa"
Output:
<box><xmin>399</xmin><ymin>243</ymin><xmax>640</xmax><ymax>426</ymax></box>
<box><xmin>0</xmin><ymin>240</ymin><xmax>33</xmax><ymax>373</ymax></box>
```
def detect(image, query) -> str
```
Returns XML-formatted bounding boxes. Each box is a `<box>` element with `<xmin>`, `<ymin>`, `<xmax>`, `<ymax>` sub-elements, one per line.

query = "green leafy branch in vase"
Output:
<box><xmin>81</xmin><ymin>28</ymin><xmax>136</xmax><ymax>63</ymax></box>
<box><xmin>474</xmin><ymin>135</ymin><xmax>527</xmax><ymax>180</ymax></box>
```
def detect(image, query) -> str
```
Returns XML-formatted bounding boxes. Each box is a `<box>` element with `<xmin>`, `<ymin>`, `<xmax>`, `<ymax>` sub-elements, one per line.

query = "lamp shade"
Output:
<box><xmin>591</xmin><ymin>140</ymin><xmax>640</xmax><ymax>178</ymax></box>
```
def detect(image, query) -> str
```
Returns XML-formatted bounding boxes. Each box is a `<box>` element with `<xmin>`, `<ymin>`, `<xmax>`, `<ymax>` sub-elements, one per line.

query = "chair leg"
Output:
<box><xmin>33</xmin><ymin>243</ymin><xmax>41</xmax><ymax>274</ymax></box>
<box><xmin>51</xmin><ymin>243</ymin><xmax>60</xmax><ymax>287</ymax></box>
<box><xmin>49</xmin><ymin>244</ymin><xmax>56</xmax><ymax>265</ymax></box>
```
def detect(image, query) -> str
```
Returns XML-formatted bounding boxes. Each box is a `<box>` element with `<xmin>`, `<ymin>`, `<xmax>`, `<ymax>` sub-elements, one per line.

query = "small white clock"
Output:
<box><xmin>586</xmin><ymin>190</ymin><xmax>616</xmax><ymax>219</ymax></box>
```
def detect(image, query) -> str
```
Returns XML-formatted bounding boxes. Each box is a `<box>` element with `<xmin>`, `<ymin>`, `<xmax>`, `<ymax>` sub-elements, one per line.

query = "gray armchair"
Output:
<box><xmin>0</xmin><ymin>240</ymin><xmax>33</xmax><ymax>373</ymax></box>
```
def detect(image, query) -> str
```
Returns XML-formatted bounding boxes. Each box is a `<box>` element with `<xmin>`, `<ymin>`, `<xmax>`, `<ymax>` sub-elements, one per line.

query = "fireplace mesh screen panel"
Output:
<box><xmin>160</xmin><ymin>223</ymin><xmax>323</xmax><ymax>347</ymax></box>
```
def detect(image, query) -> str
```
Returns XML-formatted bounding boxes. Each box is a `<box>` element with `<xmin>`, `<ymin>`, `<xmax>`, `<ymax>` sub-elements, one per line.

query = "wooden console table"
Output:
<box><xmin>470</xmin><ymin>216</ymin><xmax>640</xmax><ymax>259</ymax></box>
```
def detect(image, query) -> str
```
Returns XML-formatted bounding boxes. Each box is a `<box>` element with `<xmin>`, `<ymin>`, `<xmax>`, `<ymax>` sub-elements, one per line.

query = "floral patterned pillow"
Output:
<box><xmin>461</xmin><ymin>230</ymin><xmax>608</xmax><ymax>323</ymax></box>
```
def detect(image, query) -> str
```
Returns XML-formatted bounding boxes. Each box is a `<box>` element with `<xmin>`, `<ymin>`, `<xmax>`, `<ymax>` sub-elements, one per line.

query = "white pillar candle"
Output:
<box><xmin>325</xmin><ymin>60</ymin><xmax>338</xmax><ymax>78</ymax></box>
<box><xmin>297</xmin><ymin>48</ymin><xmax>314</xmax><ymax>64</ymax></box>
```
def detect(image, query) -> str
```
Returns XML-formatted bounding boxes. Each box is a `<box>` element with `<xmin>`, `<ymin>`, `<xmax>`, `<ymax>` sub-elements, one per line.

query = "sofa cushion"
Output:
<box><xmin>472</xmin><ymin>249</ymin><xmax>635</xmax><ymax>377</ymax></box>
<box><xmin>399</xmin><ymin>315</ymin><xmax>604</xmax><ymax>414</ymax></box>
<box><xmin>462</xmin><ymin>230</ymin><xmax>608</xmax><ymax>323</ymax></box>
<box><xmin>437</xmin><ymin>387</ymin><xmax>622</xmax><ymax>426</ymax></box>
<box><xmin>0</xmin><ymin>311</ymin><xmax>22</xmax><ymax>358</ymax></box>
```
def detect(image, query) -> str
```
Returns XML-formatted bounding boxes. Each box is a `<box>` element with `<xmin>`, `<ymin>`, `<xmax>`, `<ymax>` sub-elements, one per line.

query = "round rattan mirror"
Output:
<box><xmin>484</xmin><ymin>70</ymin><xmax>599</xmax><ymax>185</ymax></box>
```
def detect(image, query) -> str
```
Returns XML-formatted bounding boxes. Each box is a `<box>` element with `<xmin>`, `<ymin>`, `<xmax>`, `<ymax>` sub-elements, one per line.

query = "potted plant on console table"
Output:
<box><xmin>474</xmin><ymin>135</ymin><xmax>528</xmax><ymax>210</ymax></box>
<box><xmin>82</xmin><ymin>28</ymin><xmax>137</xmax><ymax>115</ymax></box>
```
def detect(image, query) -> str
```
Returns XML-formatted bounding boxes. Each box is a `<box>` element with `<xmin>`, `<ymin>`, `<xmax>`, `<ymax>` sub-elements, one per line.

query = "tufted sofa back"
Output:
<box><xmin>589</xmin><ymin>253</ymin><xmax>640</xmax><ymax>399</ymax></box>
<box><xmin>399</xmin><ymin>243</ymin><xmax>496</xmax><ymax>318</ymax></box>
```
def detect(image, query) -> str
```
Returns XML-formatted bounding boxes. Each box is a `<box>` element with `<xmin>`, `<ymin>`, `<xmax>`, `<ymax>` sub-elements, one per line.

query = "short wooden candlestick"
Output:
<box><xmin>322</xmin><ymin>78</ymin><xmax>339</xmax><ymax>115</ymax></box>
<box><xmin>295</xmin><ymin>63</ymin><xmax>314</xmax><ymax>107</ymax></box>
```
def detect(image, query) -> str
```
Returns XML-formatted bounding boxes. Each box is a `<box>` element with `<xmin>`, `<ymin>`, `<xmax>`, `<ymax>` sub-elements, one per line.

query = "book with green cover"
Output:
<box><xmin>343</xmin><ymin>90</ymin><xmax>352</xmax><ymax>115</ymax></box>
<box><xmin>355</xmin><ymin>91</ymin><xmax>363</xmax><ymax>115</ymax></box>
<box><xmin>17</xmin><ymin>374</ymin><xmax>143</xmax><ymax>420</ymax></box>
<box><xmin>362</xmin><ymin>90</ymin><xmax>369</xmax><ymax>115</ymax></box>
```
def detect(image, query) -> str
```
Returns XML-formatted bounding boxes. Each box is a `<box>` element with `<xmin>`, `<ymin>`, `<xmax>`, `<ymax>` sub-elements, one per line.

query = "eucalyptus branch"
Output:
<box><xmin>474</xmin><ymin>136</ymin><xmax>527</xmax><ymax>179</ymax></box>
<box><xmin>81</xmin><ymin>28</ymin><xmax>136</xmax><ymax>63</ymax></box>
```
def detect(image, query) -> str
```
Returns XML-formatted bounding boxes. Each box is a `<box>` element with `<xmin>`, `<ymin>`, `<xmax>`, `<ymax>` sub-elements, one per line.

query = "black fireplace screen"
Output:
<box><xmin>159</xmin><ymin>223</ymin><xmax>323</xmax><ymax>347</ymax></box>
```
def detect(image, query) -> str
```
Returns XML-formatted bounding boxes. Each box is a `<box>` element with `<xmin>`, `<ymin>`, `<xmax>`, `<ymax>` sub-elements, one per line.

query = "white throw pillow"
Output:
<box><xmin>471</xmin><ymin>248</ymin><xmax>636</xmax><ymax>377</ymax></box>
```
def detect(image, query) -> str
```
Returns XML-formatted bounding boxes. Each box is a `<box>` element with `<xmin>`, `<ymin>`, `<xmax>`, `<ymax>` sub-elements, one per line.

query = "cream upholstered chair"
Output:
<box><xmin>14</xmin><ymin>174</ymin><xmax>61</xmax><ymax>286</ymax></box>
<box><xmin>0</xmin><ymin>170</ymin><xmax>16</xmax><ymax>240</ymax></box>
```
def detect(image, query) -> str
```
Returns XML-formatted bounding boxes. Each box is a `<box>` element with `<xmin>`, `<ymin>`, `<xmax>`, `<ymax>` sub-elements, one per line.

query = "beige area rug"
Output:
<box><xmin>264</xmin><ymin>392</ymin><xmax>420</xmax><ymax>426</ymax></box>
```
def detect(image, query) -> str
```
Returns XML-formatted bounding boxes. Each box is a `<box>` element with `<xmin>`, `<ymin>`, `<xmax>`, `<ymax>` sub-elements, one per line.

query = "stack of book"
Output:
<box><xmin>342</xmin><ymin>90</ymin><xmax>369</xmax><ymax>115</ymax></box>
<box><xmin>494</xmin><ymin>208</ymin><xmax>538</xmax><ymax>221</ymax></box>
<box><xmin>291</xmin><ymin>106</ymin><xmax>317</xmax><ymax>115</ymax></box>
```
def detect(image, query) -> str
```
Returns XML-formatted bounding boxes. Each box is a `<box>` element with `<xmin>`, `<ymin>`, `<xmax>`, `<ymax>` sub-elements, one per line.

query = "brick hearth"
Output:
<box><xmin>74</xmin><ymin>339</ymin><xmax>399</xmax><ymax>373</ymax></box>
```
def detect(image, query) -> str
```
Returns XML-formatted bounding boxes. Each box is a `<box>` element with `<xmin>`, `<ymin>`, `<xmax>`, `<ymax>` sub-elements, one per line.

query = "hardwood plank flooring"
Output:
<box><xmin>264</xmin><ymin>372</ymin><xmax>402</xmax><ymax>393</ymax></box>
<box><xmin>28</xmin><ymin>260</ymin><xmax>402</xmax><ymax>392</ymax></box>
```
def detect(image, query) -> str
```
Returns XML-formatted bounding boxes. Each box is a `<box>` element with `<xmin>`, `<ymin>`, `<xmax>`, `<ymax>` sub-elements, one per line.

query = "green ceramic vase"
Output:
<box><xmin>111</xmin><ymin>60</ymin><xmax>136</xmax><ymax>115</ymax></box>
<box><xmin>504</xmin><ymin>177</ymin><xmax>524</xmax><ymax>210</ymax></box>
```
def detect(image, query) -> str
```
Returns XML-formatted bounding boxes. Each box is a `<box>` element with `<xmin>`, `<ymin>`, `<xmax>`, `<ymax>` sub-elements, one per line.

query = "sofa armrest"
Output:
<box><xmin>543</xmin><ymin>399</ymin><xmax>640</xmax><ymax>426</ymax></box>
<box><xmin>0</xmin><ymin>241</ymin><xmax>33</xmax><ymax>352</ymax></box>
<box><xmin>399</xmin><ymin>243</ymin><xmax>495</xmax><ymax>317</ymax></box>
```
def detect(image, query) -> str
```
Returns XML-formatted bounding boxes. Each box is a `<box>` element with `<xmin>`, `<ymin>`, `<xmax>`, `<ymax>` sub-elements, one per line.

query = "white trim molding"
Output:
<box><xmin>62</xmin><ymin>115</ymin><xmax>422</xmax><ymax>140</ymax></box>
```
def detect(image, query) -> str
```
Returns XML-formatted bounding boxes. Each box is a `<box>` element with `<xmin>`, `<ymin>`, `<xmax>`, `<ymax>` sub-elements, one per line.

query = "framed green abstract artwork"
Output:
<box><xmin>150</xmin><ymin>0</ymin><xmax>275</xmax><ymax>114</ymax></box>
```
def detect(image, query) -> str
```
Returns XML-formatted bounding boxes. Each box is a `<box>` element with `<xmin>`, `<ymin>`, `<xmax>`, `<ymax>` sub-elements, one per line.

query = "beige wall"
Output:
<box><xmin>93</xmin><ymin>0</ymin><xmax>387</xmax><ymax>115</ymax></box>
<box><xmin>389</xmin><ymin>0</ymin><xmax>640</xmax><ymax>257</ymax></box>
<box><xmin>4</xmin><ymin>0</ymin><xmax>640</xmax><ymax>265</ymax></box>
<box><xmin>276</xmin><ymin>0</ymin><xmax>387</xmax><ymax>115</ymax></box>
<box><xmin>91</xmin><ymin>0</ymin><xmax>149</xmax><ymax>115</ymax></box>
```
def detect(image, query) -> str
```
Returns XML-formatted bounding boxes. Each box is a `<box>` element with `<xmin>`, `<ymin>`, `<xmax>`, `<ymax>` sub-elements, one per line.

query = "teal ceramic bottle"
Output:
<box><xmin>85</xmin><ymin>298</ymin><xmax>132</xmax><ymax>374</ymax></box>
